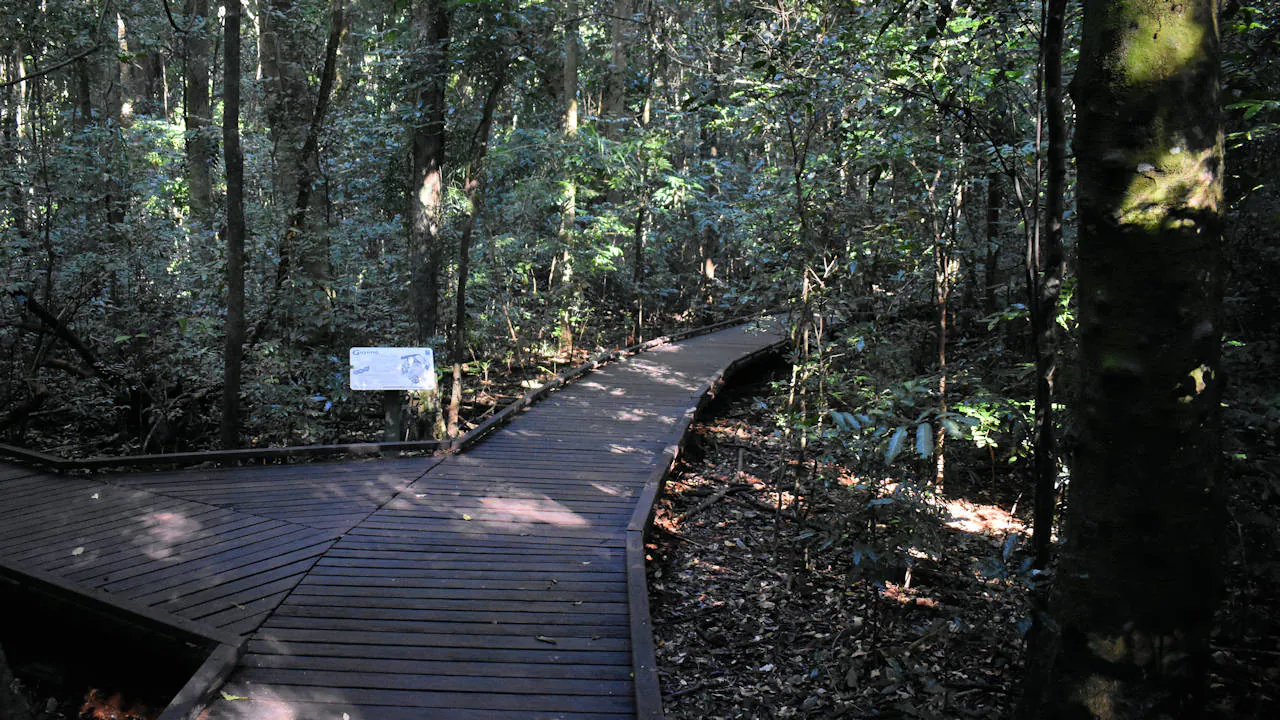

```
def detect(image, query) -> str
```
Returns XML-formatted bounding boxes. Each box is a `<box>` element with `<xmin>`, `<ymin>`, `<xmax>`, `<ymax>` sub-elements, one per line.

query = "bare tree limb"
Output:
<box><xmin>0</xmin><ymin>44</ymin><xmax>102</xmax><ymax>89</ymax></box>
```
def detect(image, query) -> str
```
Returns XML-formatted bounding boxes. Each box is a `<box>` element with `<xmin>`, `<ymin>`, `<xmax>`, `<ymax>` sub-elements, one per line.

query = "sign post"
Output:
<box><xmin>349</xmin><ymin>348</ymin><xmax>437</xmax><ymax>443</ymax></box>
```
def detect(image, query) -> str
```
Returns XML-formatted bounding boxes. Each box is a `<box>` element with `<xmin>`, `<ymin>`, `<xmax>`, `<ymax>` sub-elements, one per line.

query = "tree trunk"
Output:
<box><xmin>603</xmin><ymin>0</ymin><xmax>632</xmax><ymax>140</ymax></box>
<box><xmin>697</xmin><ymin>5</ymin><xmax>725</xmax><ymax>301</ymax></box>
<box><xmin>1</xmin><ymin>44</ymin><xmax>29</xmax><ymax>240</ymax></box>
<box><xmin>448</xmin><ymin>66</ymin><xmax>507</xmax><ymax>437</ymax></box>
<box><xmin>408</xmin><ymin>0</ymin><xmax>449</xmax><ymax>345</ymax></box>
<box><xmin>1018</xmin><ymin>1</ymin><xmax>1225</xmax><ymax>717</ymax></box>
<box><xmin>279</xmin><ymin>0</ymin><xmax>345</xmax><ymax>288</ymax></box>
<box><xmin>104</xmin><ymin>12</ymin><xmax>124</xmax><ymax>125</ymax></box>
<box><xmin>406</xmin><ymin>0</ymin><xmax>450</xmax><ymax>440</ymax></box>
<box><xmin>184</xmin><ymin>0</ymin><xmax>213</xmax><ymax>223</ymax></box>
<box><xmin>558</xmin><ymin>0</ymin><xmax>580</xmax><ymax>354</ymax></box>
<box><xmin>260</xmin><ymin>0</ymin><xmax>330</xmax><ymax>293</ymax></box>
<box><xmin>1030</xmin><ymin>0</ymin><xmax>1069</xmax><ymax>571</ymax></box>
<box><xmin>220</xmin><ymin>0</ymin><xmax>246</xmax><ymax>450</ymax></box>
<box><xmin>983</xmin><ymin>170</ymin><xmax>1001</xmax><ymax>315</ymax></box>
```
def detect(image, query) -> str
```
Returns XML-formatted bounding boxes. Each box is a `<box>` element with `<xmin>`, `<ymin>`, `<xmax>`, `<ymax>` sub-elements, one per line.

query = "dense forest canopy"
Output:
<box><xmin>0</xmin><ymin>0</ymin><xmax>1088</xmax><ymax>451</ymax></box>
<box><xmin>0</xmin><ymin>0</ymin><xmax>1277</xmax><ymax>713</ymax></box>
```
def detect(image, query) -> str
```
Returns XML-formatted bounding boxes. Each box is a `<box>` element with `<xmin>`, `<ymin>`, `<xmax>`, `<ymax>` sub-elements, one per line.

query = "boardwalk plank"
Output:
<box><xmin>234</xmin><ymin>667</ymin><xmax>632</xmax><ymax>697</ymax></box>
<box><xmin>240</xmin><ymin>652</ymin><xmax>632</xmax><ymax>679</ymax></box>
<box><xmin>205</xmin><ymin>698</ymin><xmax>632</xmax><ymax>720</ymax></box>
<box><xmin>0</xmin><ymin>316</ymin><xmax>788</xmax><ymax>720</ymax></box>
<box><xmin>245</xmin><ymin>637</ymin><xmax>632</xmax><ymax>666</ymax></box>
<box><xmin>213</xmin><ymin>679</ymin><xmax>635</xmax><ymax>712</ymax></box>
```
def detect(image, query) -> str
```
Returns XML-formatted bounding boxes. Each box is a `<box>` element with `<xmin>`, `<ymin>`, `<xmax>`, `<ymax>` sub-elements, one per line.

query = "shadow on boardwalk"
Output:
<box><xmin>0</xmin><ymin>317</ymin><xmax>786</xmax><ymax>720</ymax></box>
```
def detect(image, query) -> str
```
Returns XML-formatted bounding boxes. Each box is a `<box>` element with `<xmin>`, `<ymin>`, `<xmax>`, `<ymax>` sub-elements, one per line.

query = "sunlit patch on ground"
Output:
<box><xmin>942</xmin><ymin>498</ymin><xmax>1025</xmax><ymax>536</ymax></box>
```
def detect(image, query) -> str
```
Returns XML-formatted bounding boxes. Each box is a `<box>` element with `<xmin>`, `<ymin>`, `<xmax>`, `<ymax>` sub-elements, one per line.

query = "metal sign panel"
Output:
<box><xmin>349</xmin><ymin>347</ymin><xmax>437</xmax><ymax>391</ymax></box>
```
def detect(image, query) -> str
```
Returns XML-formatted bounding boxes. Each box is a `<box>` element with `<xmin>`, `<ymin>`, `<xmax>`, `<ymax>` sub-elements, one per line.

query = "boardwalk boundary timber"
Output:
<box><xmin>626</xmin><ymin>332</ymin><xmax>791</xmax><ymax>719</ymax></box>
<box><xmin>0</xmin><ymin>309</ymin><xmax>785</xmax><ymax>473</ymax></box>
<box><xmin>0</xmin><ymin>559</ymin><xmax>245</xmax><ymax>720</ymax></box>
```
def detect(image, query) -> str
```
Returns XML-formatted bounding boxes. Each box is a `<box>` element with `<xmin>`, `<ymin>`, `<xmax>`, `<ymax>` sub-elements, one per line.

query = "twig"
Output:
<box><xmin>652</xmin><ymin>524</ymin><xmax>711</xmax><ymax>550</ymax></box>
<box><xmin>729</xmin><ymin>492</ymin><xmax>798</xmax><ymax>521</ymax></box>
<box><xmin>676</xmin><ymin>484</ymin><xmax>735</xmax><ymax>523</ymax></box>
<box><xmin>666</xmin><ymin>681</ymin><xmax>710</xmax><ymax>700</ymax></box>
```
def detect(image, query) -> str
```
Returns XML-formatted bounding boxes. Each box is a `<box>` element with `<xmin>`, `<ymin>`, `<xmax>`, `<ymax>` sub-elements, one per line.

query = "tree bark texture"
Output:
<box><xmin>604</xmin><ymin>0</ymin><xmax>632</xmax><ymax>139</ymax></box>
<box><xmin>558</xmin><ymin>0</ymin><xmax>580</xmax><ymax>352</ymax></box>
<box><xmin>407</xmin><ymin>0</ymin><xmax>450</xmax><ymax>345</ymax></box>
<box><xmin>1019</xmin><ymin>1</ymin><xmax>1225</xmax><ymax>717</ymax></box>
<box><xmin>220</xmin><ymin>0</ymin><xmax>246</xmax><ymax>450</ymax></box>
<box><xmin>184</xmin><ymin>0</ymin><xmax>214</xmax><ymax>222</ymax></box>
<box><xmin>983</xmin><ymin>170</ymin><xmax>1001</xmax><ymax>315</ymax></box>
<box><xmin>448</xmin><ymin>65</ymin><xmax>508</xmax><ymax>437</ymax></box>
<box><xmin>1031</xmin><ymin>0</ymin><xmax>1069</xmax><ymax>570</ymax></box>
<box><xmin>260</xmin><ymin>0</ymin><xmax>330</xmax><ymax>288</ymax></box>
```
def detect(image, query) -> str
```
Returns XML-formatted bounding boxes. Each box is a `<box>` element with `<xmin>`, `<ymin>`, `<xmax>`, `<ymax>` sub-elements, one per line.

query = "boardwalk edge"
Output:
<box><xmin>626</xmin><ymin>318</ymin><xmax>791</xmax><ymax>719</ymax></box>
<box><xmin>0</xmin><ymin>558</ymin><xmax>246</xmax><ymax>720</ymax></box>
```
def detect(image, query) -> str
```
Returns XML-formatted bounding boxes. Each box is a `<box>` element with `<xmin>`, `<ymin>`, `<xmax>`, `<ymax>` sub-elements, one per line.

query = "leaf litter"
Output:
<box><xmin>649</xmin><ymin>378</ymin><xmax>1029</xmax><ymax>719</ymax></box>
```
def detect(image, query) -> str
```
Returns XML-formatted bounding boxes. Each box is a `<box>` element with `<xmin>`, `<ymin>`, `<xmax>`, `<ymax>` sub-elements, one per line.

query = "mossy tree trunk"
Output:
<box><xmin>1019</xmin><ymin>1</ymin><xmax>1225</xmax><ymax>717</ymax></box>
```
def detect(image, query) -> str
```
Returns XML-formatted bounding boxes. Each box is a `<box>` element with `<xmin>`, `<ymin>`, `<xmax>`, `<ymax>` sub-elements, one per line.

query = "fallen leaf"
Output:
<box><xmin>462</xmin><ymin>514</ymin><xmax>473</xmax><ymax>521</ymax></box>
<box><xmin>536</xmin><ymin>635</ymin><xmax>557</xmax><ymax>644</ymax></box>
<box><xmin>220</xmin><ymin>692</ymin><xmax>247</xmax><ymax>701</ymax></box>
<box><xmin>71</xmin><ymin>546</ymin><xmax>85</xmax><ymax>556</ymax></box>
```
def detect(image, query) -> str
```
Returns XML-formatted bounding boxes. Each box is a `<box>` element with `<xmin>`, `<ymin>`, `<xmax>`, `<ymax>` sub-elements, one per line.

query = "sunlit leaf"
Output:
<box><xmin>915</xmin><ymin>422</ymin><xmax>934</xmax><ymax>458</ymax></box>
<box><xmin>885</xmin><ymin>426</ymin><xmax>908</xmax><ymax>464</ymax></box>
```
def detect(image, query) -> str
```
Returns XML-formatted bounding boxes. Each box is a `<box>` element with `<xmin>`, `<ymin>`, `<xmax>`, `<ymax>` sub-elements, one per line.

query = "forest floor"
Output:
<box><xmin>650</xmin><ymin>363</ymin><xmax>1280</xmax><ymax>719</ymax></box>
<box><xmin>649</xmin><ymin>365</ymin><xmax>1029</xmax><ymax>719</ymax></box>
<box><xmin>5</xmin><ymin>317</ymin><xmax>1276</xmax><ymax>719</ymax></box>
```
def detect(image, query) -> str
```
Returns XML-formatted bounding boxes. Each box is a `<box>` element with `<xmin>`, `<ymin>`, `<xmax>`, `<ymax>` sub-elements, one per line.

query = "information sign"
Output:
<box><xmin>349</xmin><ymin>347</ymin><xmax>437</xmax><ymax>391</ymax></box>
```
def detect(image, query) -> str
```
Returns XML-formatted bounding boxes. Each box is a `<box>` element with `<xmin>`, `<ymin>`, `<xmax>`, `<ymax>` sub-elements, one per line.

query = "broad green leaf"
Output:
<box><xmin>940</xmin><ymin>417</ymin><xmax>964</xmax><ymax>438</ymax></box>
<box><xmin>885</xmin><ymin>427</ymin><xmax>908</xmax><ymax>464</ymax></box>
<box><xmin>915</xmin><ymin>423</ymin><xmax>934</xmax><ymax>458</ymax></box>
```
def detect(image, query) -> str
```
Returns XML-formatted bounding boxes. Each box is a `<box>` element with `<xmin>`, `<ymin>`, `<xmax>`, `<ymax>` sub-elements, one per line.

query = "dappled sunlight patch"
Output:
<box><xmin>942</xmin><ymin>498</ymin><xmax>1024</xmax><ymax>537</ymax></box>
<box><xmin>878</xmin><ymin>581</ymin><xmax>942</xmax><ymax>608</ymax></box>
<box><xmin>590</xmin><ymin>482</ymin><xmax>632</xmax><ymax>497</ymax></box>
<box><xmin>625</xmin><ymin>360</ymin><xmax>701</xmax><ymax>391</ymax></box>
<box><xmin>609</xmin><ymin>408</ymin><xmax>663</xmax><ymax>422</ymax></box>
<box><xmin>605</xmin><ymin>442</ymin><xmax>651</xmax><ymax>455</ymax></box>
<box><xmin>207</xmin><ymin>685</ymin><xmax>336</xmax><ymax>719</ymax></box>
<box><xmin>141</xmin><ymin>511</ymin><xmax>203</xmax><ymax>560</ymax></box>
<box><xmin>475</xmin><ymin>496</ymin><xmax>591</xmax><ymax>527</ymax></box>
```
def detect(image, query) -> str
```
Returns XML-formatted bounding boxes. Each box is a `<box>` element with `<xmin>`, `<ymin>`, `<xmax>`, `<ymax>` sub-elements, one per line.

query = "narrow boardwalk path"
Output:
<box><xmin>0</xmin><ymin>317</ymin><xmax>786</xmax><ymax>719</ymax></box>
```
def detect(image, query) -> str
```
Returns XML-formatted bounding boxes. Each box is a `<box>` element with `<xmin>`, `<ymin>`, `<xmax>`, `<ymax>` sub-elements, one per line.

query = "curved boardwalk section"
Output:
<box><xmin>0</xmin><ymin>317</ymin><xmax>786</xmax><ymax>720</ymax></box>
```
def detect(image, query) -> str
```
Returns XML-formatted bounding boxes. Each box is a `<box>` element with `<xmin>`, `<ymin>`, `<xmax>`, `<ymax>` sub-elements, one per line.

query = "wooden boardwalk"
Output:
<box><xmin>0</xmin><ymin>317</ymin><xmax>786</xmax><ymax>719</ymax></box>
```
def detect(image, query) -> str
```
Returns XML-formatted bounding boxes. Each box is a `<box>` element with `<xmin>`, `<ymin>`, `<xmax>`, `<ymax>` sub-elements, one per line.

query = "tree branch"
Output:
<box><xmin>0</xmin><ymin>44</ymin><xmax>102</xmax><ymax>89</ymax></box>
<box><xmin>10</xmin><ymin>291</ymin><xmax>105</xmax><ymax>377</ymax></box>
